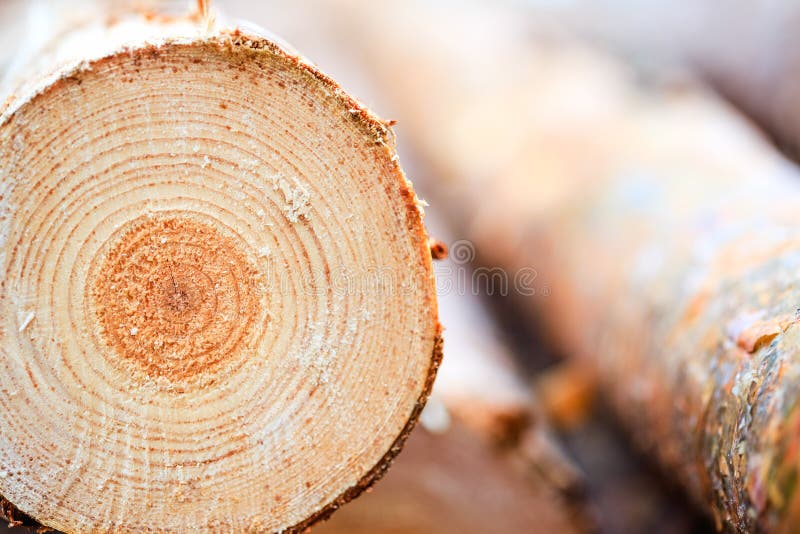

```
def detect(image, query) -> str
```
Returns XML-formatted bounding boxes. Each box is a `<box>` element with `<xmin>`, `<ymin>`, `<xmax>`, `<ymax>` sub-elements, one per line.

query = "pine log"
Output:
<box><xmin>326</xmin><ymin>0</ymin><xmax>800</xmax><ymax>531</ymax></box>
<box><xmin>0</xmin><ymin>5</ymin><xmax>441</xmax><ymax>533</ymax></box>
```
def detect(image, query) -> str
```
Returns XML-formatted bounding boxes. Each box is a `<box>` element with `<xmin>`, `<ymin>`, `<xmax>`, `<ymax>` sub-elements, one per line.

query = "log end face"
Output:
<box><xmin>0</xmin><ymin>29</ymin><xmax>440</xmax><ymax>533</ymax></box>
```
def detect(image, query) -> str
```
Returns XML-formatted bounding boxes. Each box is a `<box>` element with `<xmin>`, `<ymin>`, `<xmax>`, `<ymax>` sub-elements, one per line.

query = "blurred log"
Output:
<box><xmin>327</xmin><ymin>0</ymin><xmax>800</xmax><ymax>531</ymax></box>
<box><xmin>514</xmin><ymin>0</ymin><xmax>800</xmax><ymax>162</ymax></box>
<box><xmin>422</xmin><ymin>216</ymin><xmax>538</xmax><ymax>443</ymax></box>
<box><xmin>0</xmin><ymin>4</ymin><xmax>442</xmax><ymax>532</ymax></box>
<box><xmin>316</xmin><ymin>423</ymin><xmax>583</xmax><ymax>534</ymax></box>
<box><xmin>668</xmin><ymin>4</ymin><xmax>800</xmax><ymax>162</ymax></box>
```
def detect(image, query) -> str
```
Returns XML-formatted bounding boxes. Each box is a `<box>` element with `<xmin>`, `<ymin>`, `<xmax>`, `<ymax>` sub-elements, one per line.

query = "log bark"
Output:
<box><xmin>324</xmin><ymin>0</ymin><xmax>800</xmax><ymax>531</ymax></box>
<box><xmin>0</xmin><ymin>4</ymin><xmax>441</xmax><ymax>533</ymax></box>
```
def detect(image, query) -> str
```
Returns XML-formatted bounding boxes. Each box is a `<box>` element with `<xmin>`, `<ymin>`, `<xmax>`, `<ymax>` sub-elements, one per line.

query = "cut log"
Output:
<box><xmin>325</xmin><ymin>0</ymin><xmax>800</xmax><ymax>531</ymax></box>
<box><xmin>0</xmin><ymin>6</ymin><xmax>440</xmax><ymax>533</ymax></box>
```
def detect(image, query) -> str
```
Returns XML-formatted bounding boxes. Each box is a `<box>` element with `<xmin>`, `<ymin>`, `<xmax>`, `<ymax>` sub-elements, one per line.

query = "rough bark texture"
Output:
<box><xmin>325</xmin><ymin>0</ymin><xmax>800</xmax><ymax>531</ymax></box>
<box><xmin>0</xmin><ymin>6</ymin><xmax>440</xmax><ymax>533</ymax></box>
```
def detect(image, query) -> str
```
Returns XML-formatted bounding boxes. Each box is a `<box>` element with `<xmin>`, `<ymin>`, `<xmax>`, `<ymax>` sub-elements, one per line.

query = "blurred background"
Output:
<box><xmin>4</xmin><ymin>0</ymin><xmax>800</xmax><ymax>532</ymax></box>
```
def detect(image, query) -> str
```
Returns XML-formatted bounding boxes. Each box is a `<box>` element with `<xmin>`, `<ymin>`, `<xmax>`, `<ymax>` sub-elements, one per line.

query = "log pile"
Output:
<box><xmin>8</xmin><ymin>0</ymin><xmax>800</xmax><ymax>532</ymax></box>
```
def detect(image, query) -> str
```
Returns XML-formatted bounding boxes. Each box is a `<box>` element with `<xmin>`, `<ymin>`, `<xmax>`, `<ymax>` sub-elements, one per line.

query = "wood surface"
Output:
<box><xmin>0</xmin><ymin>5</ymin><xmax>440</xmax><ymax>532</ymax></box>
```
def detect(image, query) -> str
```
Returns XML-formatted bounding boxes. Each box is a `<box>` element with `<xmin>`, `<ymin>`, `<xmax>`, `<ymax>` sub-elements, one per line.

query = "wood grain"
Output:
<box><xmin>0</xmin><ymin>11</ymin><xmax>440</xmax><ymax>534</ymax></box>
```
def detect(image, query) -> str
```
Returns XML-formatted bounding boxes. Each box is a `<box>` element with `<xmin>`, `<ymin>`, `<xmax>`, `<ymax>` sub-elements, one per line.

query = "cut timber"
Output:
<box><xmin>0</xmin><ymin>9</ymin><xmax>440</xmax><ymax>534</ymax></box>
<box><xmin>326</xmin><ymin>0</ymin><xmax>800</xmax><ymax>531</ymax></box>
